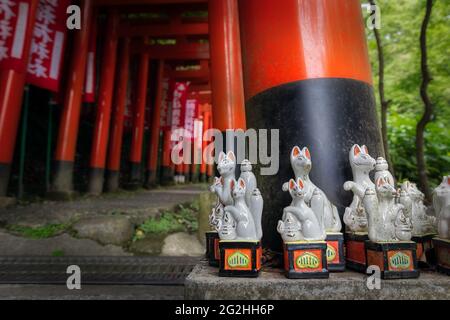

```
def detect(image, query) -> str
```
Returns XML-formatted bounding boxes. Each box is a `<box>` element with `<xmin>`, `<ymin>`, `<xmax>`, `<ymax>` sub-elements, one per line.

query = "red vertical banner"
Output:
<box><xmin>170</xmin><ymin>81</ymin><xmax>190</xmax><ymax>142</ymax></box>
<box><xmin>0</xmin><ymin>0</ymin><xmax>34</xmax><ymax>72</ymax></box>
<box><xmin>83</xmin><ymin>9</ymin><xmax>97</xmax><ymax>102</ymax></box>
<box><xmin>25</xmin><ymin>0</ymin><xmax>69</xmax><ymax>91</ymax></box>
<box><xmin>184</xmin><ymin>98</ymin><xmax>197</xmax><ymax>141</ymax></box>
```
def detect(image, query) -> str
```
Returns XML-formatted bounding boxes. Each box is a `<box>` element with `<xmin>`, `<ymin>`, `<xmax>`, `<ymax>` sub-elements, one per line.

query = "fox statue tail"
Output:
<box><xmin>250</xmin><ymin>188</ymin><xmax>264</xmax><ymax>240</ymax></box>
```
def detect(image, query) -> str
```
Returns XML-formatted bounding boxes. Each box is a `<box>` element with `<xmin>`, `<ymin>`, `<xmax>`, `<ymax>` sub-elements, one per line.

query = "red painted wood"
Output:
<box><xmin>89</xmin><ymin>9</ymin><xmax>120</xmax><ymax>169</ymax></box>
<box><xmin>106</xmin><ymin>38</ymin><xmax>131</xmax><ymax>172</ymax></box>
<box><xmin>129</xmin><ymin>53</ymin><xmax>150</xmax><ymax>163</ymax></box>
<box><xmin>239</xmin><ymin>0</ymin><xmax>373</xmax><ymax>99</ymax></box>
<box><xmin>209</xmin><ymin>0</ymin><xmax>246</xmax><ymax>131</ymax></box>
<box><xmin>54</xmin><ymin>0</ymin><xmax>93</xmax><ymax>162</ymax></box>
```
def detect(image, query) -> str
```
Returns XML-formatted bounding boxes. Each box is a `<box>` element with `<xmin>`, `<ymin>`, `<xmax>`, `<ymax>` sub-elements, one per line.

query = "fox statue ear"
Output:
<box><xmin>226</xmin><ymin>151</ymin><xmax>236</xmax><ymax>162</ymax></box>
<box><xmin>220</xmin><ymin>176</ymin><xmax>224</xmax><ymax>185</ymax></box>
<box><xmin>297</xmin><ymin>178</ymin><xmax>304</xmax><ymax>189</ymax></box>
<box><xmin>238</xmin><ymin>178</ymin><xmax>245</xmax><ymax>189</ymax></box>
<box><xmin>291</xmin><ymin>146</ymin><xmax>301</xmax><ymax>158</ymax></box>
<box><xmin>353</xmin><ymin>145</ymin><xmax>361</xmax><ymax>157</ymax></box>
<box><xmin>302</xmin><ymin>147</ymin><xmax>311</xmax><ymax>160</ymax></box>
<box><xmin>230</xmin><ymin>179</ymin><xmax>235</xmax><ymax>189</ymax></box>
<box><xmin>218</xmin><ymin>151</ymin><xmax>226</xmax><ymax>163</ymax></box>
<box><xmin>362</xmin><ymin>145</ymin><xmax>369</xmax><ymax>154</ymax></box>
<box><xmin>289</xmin><ymin>179</ymin><xmax>296</xmax><ymax>190</ymax></box>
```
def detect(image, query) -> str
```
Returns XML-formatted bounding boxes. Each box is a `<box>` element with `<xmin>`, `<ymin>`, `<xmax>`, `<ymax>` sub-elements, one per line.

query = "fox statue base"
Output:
<box><xmin>365</xmin><ymin>241</ymin><xmax>419</xmax><ymax>279</ymax></box>
<box><xmin>283</xmin><ymin>241</ymin><xmax>329</xmax><ymax>279</ymax></box>
<box><xmin>432</xmin><ymin>237</ymin><xmax>450</xmax><ymax>276</ymax></box>
<box><xmin>345</xmin><ymin>232</ymin><xmax>369</xmax><ymax>273</ymax></box>
<box><xmin>205</xmin><ymin>231</ymin><xmax>220</xmax><ymax>267</ymax></box>
<box><xmin>219</xmin><ymin>240</ymin><xmax>261</xmax><ymax>277</ymax></box>
<box><xmin>325</xmin><ymin>233</ymin><xmax>345</xmax><ymax>272</ymax></box>
<box><xmin>411</xmin><ymin>233</ymin><xmax>437</xmax><ymax>267</ymax></box>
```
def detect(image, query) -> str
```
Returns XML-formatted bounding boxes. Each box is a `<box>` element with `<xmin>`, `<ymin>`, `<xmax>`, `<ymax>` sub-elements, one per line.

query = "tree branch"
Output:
<box><xmin>369</xmin><ymin>0</ymin><xmax>394</xmax><ymax>176</ymax></box>
<box><xmin>416</xmin><ymin>0</ymin><xmax>434</xmax><ymax>202</ymax></box>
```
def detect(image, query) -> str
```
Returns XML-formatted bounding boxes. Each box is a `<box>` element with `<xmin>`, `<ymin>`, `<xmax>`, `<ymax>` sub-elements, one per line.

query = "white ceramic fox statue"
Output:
<box><xmin>433</xmin><ymin>175</ymin><xmax>450</xmax><ymax>239</ymax></box>
<box><xmin>210</xmin><ymin>151</ymin><xmax>236</xmax><ymax>206</ymax></box>
<box><xmin>283</xmin><ymin>146</ymin><xmax>341</xmax><ymax>232</ymax></box>
<box><xmin>224</xmin><ymin>178</ymin><xmax>263</xmax><ymax>240</ymax></box>
<box><xmin>401</xmin><ymin>180</ymin><xmax>436</xmax><ymax>236</ymax></box>
<box><xmin>209</xmin><ymin>151</ymin><xmax>236</xmax><ymax>229</ymax></box>
<box><xmin>363</xmin><ymin>176</ymin><xmax>412</xmax><ymax>242</ymax></box>
<box><xmin>343</xmin><ymin>144</ymin><xmax>376</xmax><ymax>233</ymax></box>
<box><xmin>281</xmin><ymin>178</ymin><xmax>326</xmax><ymax>241</ymax></box>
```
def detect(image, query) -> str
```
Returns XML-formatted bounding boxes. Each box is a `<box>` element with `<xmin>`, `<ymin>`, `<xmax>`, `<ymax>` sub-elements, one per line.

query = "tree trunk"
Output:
<box><xmin>416</xmin><ymin>0</ymin><xmax>434</xmax><ymax>202</ymax></box>
<box><xmin>369</xmin><ymin>0</ymin><xmax>394</xmax><ymax>176</ymax></box>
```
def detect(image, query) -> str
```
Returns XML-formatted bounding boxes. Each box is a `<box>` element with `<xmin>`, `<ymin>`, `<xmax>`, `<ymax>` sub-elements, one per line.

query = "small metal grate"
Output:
<box><xmin>0</xmin><ymin>256</ymin><xmax>200</xmax><ymax>285</ymax></box>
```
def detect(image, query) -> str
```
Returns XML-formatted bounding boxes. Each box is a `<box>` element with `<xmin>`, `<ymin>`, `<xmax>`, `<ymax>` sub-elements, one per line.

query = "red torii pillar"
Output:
<box><xmin>105</xmin><ymin>37</ymin><xmax>131</xmax><ymax>192</ymax></box>
<box><xmin>239</xmin><ymin>0</ymin><xmax>382</xmax><ymax>251</ymax></box>
<box><xmin>51</xmin><ymin>0</ymin><xmax>93</xmax><ymax>197</ymax></box>
<box><xmin>127</xmin><ymin>52</ymin><xmax>149</xmax><ymax>189</ymax></box>
<box><xmin>145</xmin><ymin>60</ymin><xmax>165</xmax><ymax>188</ymax></box>
<box><xmin>87</xmin><ymin>9</ymin><xmax>120</xmax><ymax>195</ymax></box>
<box><xmin>0</xmin><ymin>0</ymin><xmax>39</xmax><ymax>198</ymax></box>
<box><xmin>208</xmin><ymin>0</ymin><xmax>246</xmax><ymax>167</ymax></box>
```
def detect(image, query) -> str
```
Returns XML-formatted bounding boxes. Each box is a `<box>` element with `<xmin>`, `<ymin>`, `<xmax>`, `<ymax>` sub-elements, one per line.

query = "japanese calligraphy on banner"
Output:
<box><xmin>169</xmin><ymin>81</ymin><xmax>190</xmax><ymax>149</ymax></box>
<box><xmin>184</xmin><ymin>98</ymin><xmax>198</xmax><ymax>141</ymax></box>
<box><xmin>0</xmin><ymin>0</ymin><xmax>34</xmax><ymax>72</ymax></box>
<box><xmin>170</xmin><ymin>81</ymin><xmax>190</xmax><ymax>131</ymax></box>
<box><xmin>159</xmin><ymin>77</ymin><xmax>170</xmax><ymax>130</ymax></box>
<box><xmin>26</xmin><ymin>0</ymin><xmax>69</xmax><ymax>92</ymax></box>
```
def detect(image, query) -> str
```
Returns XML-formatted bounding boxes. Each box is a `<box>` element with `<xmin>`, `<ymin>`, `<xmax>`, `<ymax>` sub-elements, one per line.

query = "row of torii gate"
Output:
<box><xmin>0</xmin><ymin>1</ymin><xmax>383</xmax><ymax>249</ymax></box>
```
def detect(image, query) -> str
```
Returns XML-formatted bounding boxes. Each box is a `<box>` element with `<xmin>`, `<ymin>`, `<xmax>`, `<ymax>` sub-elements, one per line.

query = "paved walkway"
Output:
<box><xmin>0</xmin><ymin>184</ymin><xmax>208</xmax><ymax>257</ymax></box>
<box><xmin>0</xmin><ymin>184</ymin><xmax>208</xmax><ymax>227</ymax></box>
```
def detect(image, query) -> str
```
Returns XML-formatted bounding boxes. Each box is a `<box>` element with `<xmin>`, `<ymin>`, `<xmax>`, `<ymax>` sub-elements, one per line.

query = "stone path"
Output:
<box><xmin>0</xmin><ymin>231</ymin><xmax>131</xmax><ymax>256</ymax></box>
<box><xmin>0</xmin><ymin>184</ymin><xmax>208</xmax><ymax>227</ymax></box>
<box><xmin>0</xmin><ymin>184</ymin><xmax>208</xmax><ymax>257</ymax></box>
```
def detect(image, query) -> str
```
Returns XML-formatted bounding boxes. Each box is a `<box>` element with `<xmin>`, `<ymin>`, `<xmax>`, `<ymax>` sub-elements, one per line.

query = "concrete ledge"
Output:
<box><xmin>185</xmin><ymin>262</ymin><xmax>450</xmax><ymax>300</ymax></box>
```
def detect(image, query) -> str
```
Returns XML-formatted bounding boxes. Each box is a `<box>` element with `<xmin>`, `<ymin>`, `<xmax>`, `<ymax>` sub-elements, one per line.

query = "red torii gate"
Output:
<box><xmin>49</xmin><ymin>0</ymin><xmax>221</xmax><ymax>195</ymax></box>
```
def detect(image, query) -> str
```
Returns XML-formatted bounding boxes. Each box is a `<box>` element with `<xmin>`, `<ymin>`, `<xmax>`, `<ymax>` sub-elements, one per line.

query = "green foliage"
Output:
<box><xmin>7</xmin><ymin>223</ymin><xmax>69</xmax><ymax>239</ymax></box>
<box><xmin>133</xmin><ymin>201</ymin><xmax>199</xmax><ymax>241</ymax></box>
<box><xmin>388</xmin><ymin>113</ymin><xmax>450</xmax><ymax>187</ymax></box>
<box><xmin>364</xmin><ymin>0</ymin><xmax>450</xmax><ymax>187</ymax></box>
